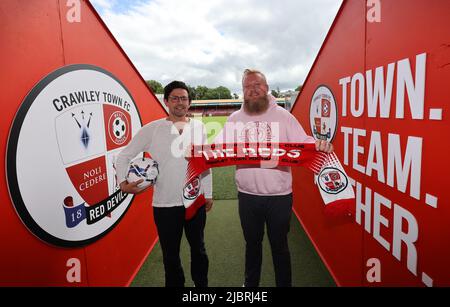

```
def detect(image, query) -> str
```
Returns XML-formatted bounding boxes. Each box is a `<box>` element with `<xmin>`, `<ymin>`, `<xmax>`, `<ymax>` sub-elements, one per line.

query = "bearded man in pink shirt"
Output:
<box><xmin>217</xmin><ymin>69</ymin><xmax>333</xmax><ymax>287</ymax></box>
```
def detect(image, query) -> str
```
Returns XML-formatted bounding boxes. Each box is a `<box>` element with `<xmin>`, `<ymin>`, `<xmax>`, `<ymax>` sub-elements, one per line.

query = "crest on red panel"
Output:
<box><xmin>6</xmin><ymin>64</ymin><xmax>142</xmax><ymax>247</ymax></box>
<box><xmin>309</xmin><ymin>85</ymin><xmax>337</xmax><ymax>142</ymax></box>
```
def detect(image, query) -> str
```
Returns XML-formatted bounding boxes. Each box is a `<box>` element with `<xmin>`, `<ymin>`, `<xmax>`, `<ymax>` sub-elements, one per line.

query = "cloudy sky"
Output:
<box><xmin>91</xmin><ymin>0</ymin><xmax>342</xmax><ymax>95</ymax></box>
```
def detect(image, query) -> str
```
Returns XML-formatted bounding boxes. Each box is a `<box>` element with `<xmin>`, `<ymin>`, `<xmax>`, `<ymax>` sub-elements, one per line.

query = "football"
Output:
<box><xmin>113</xmin><ymin>117</ymin><xmax>126</xmax><ymax>139</ymax></box>
<box><xmin>126</xmin><ymin>157</ymin><xmax>159</xmax><ymax>189</ymax></box>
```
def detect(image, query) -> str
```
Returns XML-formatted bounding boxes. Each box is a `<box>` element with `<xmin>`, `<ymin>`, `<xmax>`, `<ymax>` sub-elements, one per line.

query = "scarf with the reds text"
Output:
<box><xmin>182</xmin><ymin>142</ymin><xmax>355</xmax><ymax>220</ymax></box>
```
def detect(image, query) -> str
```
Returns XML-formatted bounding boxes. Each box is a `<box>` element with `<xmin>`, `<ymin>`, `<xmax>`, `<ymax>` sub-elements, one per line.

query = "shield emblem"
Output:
<box><xmin>184</xmin><ymin>177</ymin><xmax>201</xmax><ymax>200</ymax></box>
<box><xmin>56</xmin><ymin>104</ymin><xmax>132</xmax><ymax>207</ymax></box>
<box><xmin>320</xmin><ymin>170</ymin><xmax>342</xmax><ymax>192</ymax></box>
<box><xmin>314</xmin><ymin>117</ymin><xmax>321</xmax><ymax>135</ymax></box>
<box><xmin>309</xmin><ymin>86</ymin><xmax>338</xmax><ymax>143</ymax></box>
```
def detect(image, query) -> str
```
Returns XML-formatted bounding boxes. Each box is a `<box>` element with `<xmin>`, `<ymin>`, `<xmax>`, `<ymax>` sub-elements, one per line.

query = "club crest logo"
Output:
<box><xmin>108</xmin><ymin>110</ymin><xmax>130</xmax><ymax>145</ymax></box>
<box><xmin>309</xmin><ymin>85</ymin><xmax>338</xmax><ymax>142</ymax></box>
<box><xmin>318</xmin><ymin>167</ymin><xmax>348</xmax><ymax>194</ymax></box>
<box><xmin>183</xmin><ymin>177</ymin><xmax>201</xmax><ymax>200</ymax></box>
<box><xmin>6</xmin><ymin>64</ymin><xmax>142</xmax><ymax>247</ymax></box>
<box><xmin>240</xmin><ymin>121</ymin><xmax>272</xmax><ymax>142</ymax></box>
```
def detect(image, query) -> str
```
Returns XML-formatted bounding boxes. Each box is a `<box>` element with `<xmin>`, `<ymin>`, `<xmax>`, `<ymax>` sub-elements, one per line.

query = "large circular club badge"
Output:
<box><xmin>6</xmin><ymin>64</ymin><xmax>142</xmax><ymax>247</ymax></box>
<box><xmin>309</xmin><ymin>85</ymin><xmax>338</xmax><ymax>142</ymax></box>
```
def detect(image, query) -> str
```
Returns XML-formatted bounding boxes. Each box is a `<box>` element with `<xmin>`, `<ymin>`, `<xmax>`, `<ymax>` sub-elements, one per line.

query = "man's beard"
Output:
<box><xmin>243</xmin><ymin>95</ymin><xmax>269</xmax><ymax>115</ymax></box>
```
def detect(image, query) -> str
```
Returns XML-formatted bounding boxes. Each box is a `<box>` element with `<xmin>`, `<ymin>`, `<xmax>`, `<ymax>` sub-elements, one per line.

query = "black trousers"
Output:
<box><xmin>238</xmin><ymin>192</ymin><xmax>293</xmax><ymax>287</ymax></box>
<box><xmin>153</xmin><ymin>205</ymin><xmax>208</xmax><ymax>287</ymax></box>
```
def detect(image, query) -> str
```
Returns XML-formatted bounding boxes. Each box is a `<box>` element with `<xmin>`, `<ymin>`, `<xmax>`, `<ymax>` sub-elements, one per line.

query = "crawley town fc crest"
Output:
<box><xmin>6</xmin><ymin>64</ymin><xmax>142</xmax><ymax>247</ymax></box>
<box><xmin>309</xmin><ymin>85</ymin><xmax>338</xmax><ymax>142</ymax></box>
<box><xmin>183</xmin><ymin>177</ymin><xmax>201</xmax><ymax>200</ymax></box>
<box><xmin>240</xmin><ymin>121</ymin><xmax>272</xmax><ymax>142</ymax></box>
<box><xmin>318</xmin><ymin>167</ymin><xmax>348</xmax><ymax>194</ymax></box>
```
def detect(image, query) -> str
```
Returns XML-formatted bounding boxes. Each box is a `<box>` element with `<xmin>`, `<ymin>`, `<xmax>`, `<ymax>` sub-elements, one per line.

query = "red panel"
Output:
<box><xmin>83</xmin><ymin>192</ymin><xmax>156</xmax><ymax>286</ymax></box>
<box><xmin>57</xmin><ymin>0</ymin><xmax>164</xmax><ymax>286</ymax></box>
<box><xmin>362</xmin><ymin>0</ymin><xmax>450</xmax><ymax>286</ymax></box>
<box><xmin>291</xmin><ymin>0</ymin><xmax>366</xmax><ymax>286</ymax></box>
<box><xmin>0</xmin><ymin>0</ymin><xmax>164</xmax><ymax>285</ymax></box>
<box><xmin>0</xmin><ymin>0</ymin><xmax>88</xmax><ymax>286</ymax></box>
<box><xmin>292</xmin><ymin>0</ymin><xmax>450</xmax><ymax>286</ymax></box>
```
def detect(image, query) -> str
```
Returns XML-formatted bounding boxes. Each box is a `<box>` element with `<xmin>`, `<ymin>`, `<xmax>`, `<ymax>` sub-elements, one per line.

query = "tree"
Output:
<box><xmin>146</xmin><ymin>80</ymin><xmax>164</xmax><ymax>94</ymax></box>
<box><xmin>202</xmin><ymin>86</ymin><xmax>232</xmax><ymax>99</ymax></box>
<box><xmin>295</xmin><ymin>85</ymin><xmax>303</xmax><ymax>92</ymax></box>
<box><xmin>195</xmin><ymin>86</ymin><xmax>209</xmax><ymax>100</ymax></box>
<box><xmin>175</xmin><ymin>85</ymin><xmax>234</xmax><ymax>100</ymax></box>
<box><xmin>204</xmin><ymin>88</ymin><xmax>217</xmax><ymax>100</ymax></box>
<box><xmin>214</xmin><ymin>86</ymin><xmax>232</xmax><ymax>99</ymax></box>
<box><xmin>271</xmin><ymin>87</ymin><xmax>281</xmax><ymax>98</ymax></box>
<box><xmin>187</xmin><ymin>85</ymin><xmax>197</xmax><ymax>100</ymax></box>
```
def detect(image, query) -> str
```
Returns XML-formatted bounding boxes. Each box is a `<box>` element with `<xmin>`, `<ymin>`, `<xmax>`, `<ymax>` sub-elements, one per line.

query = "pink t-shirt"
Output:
<box><xmin>215</xmin><ymin>95</ymin><xmax>315</xmax><ymax>196</ymax></box>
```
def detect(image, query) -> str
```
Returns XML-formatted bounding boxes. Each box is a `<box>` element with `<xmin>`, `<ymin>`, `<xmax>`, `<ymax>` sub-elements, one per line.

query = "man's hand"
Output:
<box><xmin>205</xmin><ymin>198</ymin><xmax>213</xmax><ymax>212</ymax></box>
<box><xmin>119</xmin><ymin>180</ymin><xmax>146</xmax><ymax>194</ymax></box>
<box><xmin>315</xmin><ymin>139</ymin><xmax>334</xmax><ymax>153</ymax></box>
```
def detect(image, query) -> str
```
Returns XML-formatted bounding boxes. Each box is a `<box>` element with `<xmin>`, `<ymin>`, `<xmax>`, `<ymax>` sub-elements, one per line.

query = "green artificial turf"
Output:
<box><xmin>199</xmin><ymin>115</ymin><xmax>228</xmax><ymax>143</ymax></box>
<box><xmin>212</xmin><ymin>166</ymin><xmax>238</xmax><ymax>200</ymax></box>
<box><xmin>131</xmin><ymin>199</ymin><xmax>335</xmax><ymax>287</ymax></box>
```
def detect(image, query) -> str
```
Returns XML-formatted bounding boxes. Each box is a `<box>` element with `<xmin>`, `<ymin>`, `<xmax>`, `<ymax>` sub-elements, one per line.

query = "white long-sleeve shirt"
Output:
<box><xmin>115</xmin><ymin>118</ymin><xmax>212</xmax><ymax>207</ymax></box>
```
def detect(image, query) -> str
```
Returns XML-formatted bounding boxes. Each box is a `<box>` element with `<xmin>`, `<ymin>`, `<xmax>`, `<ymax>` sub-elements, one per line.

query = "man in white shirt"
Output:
<box><xmin>116</xmin><ymin>81</ymin><xmax>213</xmax><ymax>287</ymax></box>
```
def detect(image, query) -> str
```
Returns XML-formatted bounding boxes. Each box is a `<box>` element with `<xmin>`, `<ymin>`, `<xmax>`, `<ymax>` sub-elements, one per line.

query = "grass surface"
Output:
<box><xmin>198</xmin><ymin>115</ymin><xmax>228</xmax><ymax>143</ymax></box>
<box><xmin>131</xmin><ymin>199</ymin><xmax>335</xmax><ymax>287</ymax></box>
<box><xmin>200</xmin><ymin>116</ymin><xmax>238</xmax><ymax>200</ymax></box>
<box><xmin>212</xmin><ymin>166</ymin><xmax>237</xmax><ymax>200</ymax></box>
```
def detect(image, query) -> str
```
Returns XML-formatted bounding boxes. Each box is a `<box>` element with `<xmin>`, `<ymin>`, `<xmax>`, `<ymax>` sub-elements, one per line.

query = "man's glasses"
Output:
<box><xmin>169</xmin><ymin>96</ymin><xmax>189</xmax><ymax>102</ymax></box>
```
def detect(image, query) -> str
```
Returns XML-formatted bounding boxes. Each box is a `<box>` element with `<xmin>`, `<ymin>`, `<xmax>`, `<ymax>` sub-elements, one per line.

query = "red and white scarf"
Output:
<box><xmin>183</xmin><ymin>143</ymin><xmax>355</xmax><ymax>220</ymax></box>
